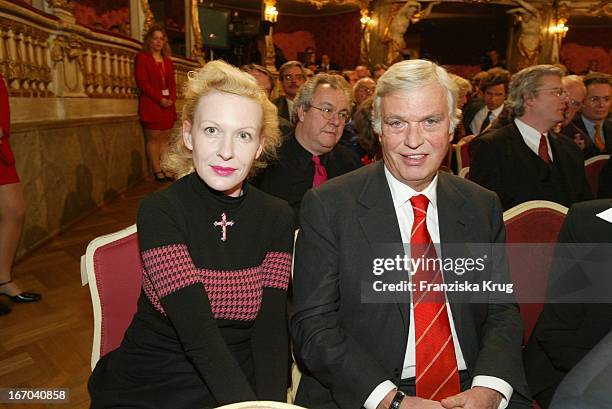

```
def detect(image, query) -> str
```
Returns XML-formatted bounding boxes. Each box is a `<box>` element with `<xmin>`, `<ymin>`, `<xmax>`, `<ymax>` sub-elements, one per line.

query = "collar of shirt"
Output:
<box><xmin>471</xmin><ymin>104</ymin><xmax>504</xmax><ymax>134</ymax></box>
<box><xmin>580</xmin><ymin>114</ymin><xmax>598</xmax><ymax>140</ymax></box>
<box><xmin>286</xmin><ymin>97</ymin><xmax>294</xmax><ymax>121</ymax></box>
<box><xmin>292</xmin><ymin>135</ymin><xmax>331</xmax><ymax>167</ymax></box>
<box><xmin>514</xmin><ymin>117</ymin><xmax>554</xmax><ymax>162</ymax></box>
<box><xmin>383</xmin><ymin>165</ymin><xmax>440</xmax><ymax>243</ymax></box>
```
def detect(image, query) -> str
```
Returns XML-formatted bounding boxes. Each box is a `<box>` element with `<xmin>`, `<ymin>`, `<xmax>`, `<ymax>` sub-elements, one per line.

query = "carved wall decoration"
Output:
<box><xmin>51</xmin><ymin>33</ymin><xmax>85</xmax><ymax>93</ymax></box>
<box><xmin>0</xmin><ymin>18</ymin><xmax>52</xmax><ymax>97</ymax></box>
<box><xmin>190</xmin><ymin>0</ymin><xmax>203</xmax><ymax>59</ymax></box>
<box><xmin>45</xmin><ymin>0</ymin><xmax>74</xmax><ymax>13</ymax></box>
<box><xmin>1</xmin><ymin>1</ymin><xmax>199</xmax><ymax>100</ymax></box>
<box><xmin>588</xmin><ymin>1</ymin><xmax>612</xmax><ymax>17</ymax></box>
<box><xmin>140</xmin><ymin>0</ymin><xmax>154</xmax><ymax>38</ymax></box>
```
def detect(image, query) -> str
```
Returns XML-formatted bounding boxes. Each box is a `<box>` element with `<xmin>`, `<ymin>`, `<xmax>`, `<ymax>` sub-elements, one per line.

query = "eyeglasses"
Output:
<box><xmin>536</xmin><ymin>87</ymin><xmax>568</xmax><ymax>98</ymax></box>
<box><xmin>586</xmin><ymin>96</ymin><xmax>611</xmax><ymax>105</ymax></box>
<box><xmin>282</xmin><ymin>74</ymin><xmax>305</xmax><ymax>82</ymax></box>
<box><xmin>309</xmin><ymin>105</ymin><xmax>351</xmax><ymax>125</ymax></box>
<box><xmin>569</xmin><ymin>98</ymin><xmax>582</xmax><ymax>109</ymax></box>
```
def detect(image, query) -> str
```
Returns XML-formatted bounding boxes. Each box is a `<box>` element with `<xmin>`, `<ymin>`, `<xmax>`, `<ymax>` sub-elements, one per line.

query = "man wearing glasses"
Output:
<box><xmin>471</xmin><ymin>65</ymin><xmax>592</xmax><ymax>210</ymax></box>
<box><xmin>274</xmin><ymin>61</ymin><xmax>307</xmax><ymax>122</ymax></box>
<box><xmin>573</xmin><ymin>72</ymin><xmax>612</xmax><ymax>155</ymax></box>
<box><xmin>557</xmin><ymin>75</ymin><xmax>592</xmax><ymax>156</ymax></box>
<box><xmin>254</xmin><ymin>74</ymin><xmax>361</xmax><ymax>223</ymax></box>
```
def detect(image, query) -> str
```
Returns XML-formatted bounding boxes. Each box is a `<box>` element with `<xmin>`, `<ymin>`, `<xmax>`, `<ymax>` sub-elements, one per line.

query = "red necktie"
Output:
<box><xmin>410</xmin><ymin>195</ymin><xmax>460</xmax><ymax>401</ymax></box>
<box><xmin>538</xmin><ymin>134</ymin><xmax>551</xmax><ymax>164</ymax></box>
<box><xmin>312</xmin><ymin>155</ymin><xmax>328</xmax><ymax>187</ymax></box>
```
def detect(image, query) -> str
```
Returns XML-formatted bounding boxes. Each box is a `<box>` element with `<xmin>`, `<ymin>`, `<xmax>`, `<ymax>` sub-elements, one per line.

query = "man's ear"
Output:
<box><xmin>183</xmin><ymin>120</ymin><xmax>193</xmax><ymax>151</ymax></box>
<box><xmin>297</xmin><ymin>105</ymin><xmax>306</xmax><ymax>122</ymax></box>
<box><xmin>523</xmin><ymin>94</ymin><xmax>535</xmax><ymax>109</ymax></box>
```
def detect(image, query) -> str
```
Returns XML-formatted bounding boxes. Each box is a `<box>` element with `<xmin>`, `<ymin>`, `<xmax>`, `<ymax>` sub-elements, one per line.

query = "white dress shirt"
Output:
<box><xmin>363</xmin><ymin>166</ymin><xmax>513</xmax><ymax>409</ymax></box>
<box><xmin>286</xmin><ymin>97</ymin><xmax>295</xmax><ymax>122</ymax></box>
<box><xmin>470</xmin><ymin>104</ymin><xmax>504</xmax><ymax>135</ymax></box>
<box><xmin>514</xmin><ymin>118</ymin><xmax>553</xmax><ymax>162</ymax></box>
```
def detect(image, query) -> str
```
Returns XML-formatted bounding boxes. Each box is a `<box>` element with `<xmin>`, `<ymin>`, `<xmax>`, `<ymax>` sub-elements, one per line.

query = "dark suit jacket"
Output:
<box><xmin>252</xmin><ymin>133</ymin><xmax>361</xmax><ymax>224</ymax></box>
<box><xmin>290</xmin><ymin>162</ymin><xmax>529</xmax><ymax>409</ymax></box>
<box><xmin>273</xmin><ymin>96</ymin><xmax>291</xmax><ymax>122</ymax></box>
<box><xmin>573</xmin><ymin>116</ymin><xmax>612</xmax><ymax>156</ymax></box>
<box><xmin>462</xmin><ymin>98</ymin><xmax>484</xmax><ymax>134</ymax></box>
<box><xmin>470</xmin><ymin>122</ymin><xmax>592</xmax><ymax>211</ymax></box>
<box><xmin>523</xmin><ymin>199</ymin><xmax>612</xmax><ymax>408</ymax></box>
<box><xmin>599</xmin><ymin>159</ymin><xmax>612</xmax><ymax>199</ymax></box>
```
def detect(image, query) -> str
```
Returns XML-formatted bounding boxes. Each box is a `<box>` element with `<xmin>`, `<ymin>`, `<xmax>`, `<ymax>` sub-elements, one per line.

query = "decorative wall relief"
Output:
<box><xmin>51</xmin><ymin>33</ymin><xmax>85</xmax><ymax>95</ymax></box>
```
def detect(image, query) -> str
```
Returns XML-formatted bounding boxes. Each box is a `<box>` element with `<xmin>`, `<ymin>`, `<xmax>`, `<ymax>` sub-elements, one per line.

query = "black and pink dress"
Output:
<box><xmin>88</xmin><ymin>172</ymin><xmax>294</xmax><ymax>409</ymax></box>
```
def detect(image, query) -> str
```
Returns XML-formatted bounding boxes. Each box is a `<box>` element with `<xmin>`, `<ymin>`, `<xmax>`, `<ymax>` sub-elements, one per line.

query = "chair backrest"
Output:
<box><xmin>83</xmin><ymin>224</ymin><xmax>143</xmax><ymax>369</ymax></box>
<box><xmin>439</xmin><ymin>144</ymin><xmax>453</xmax><ymax>173</ymax></box>
<box><xmin>584</xmin><ymin>154</ymin><xmax>610</xmax><ymax>198</ymax></box>
<box><xmin>458</xmin><ymin>166</ymin><xmax>470</xmax><ymax>179</ymax></box>
<box><xmin>503</xmin><ymin>201</ymin><xmax>568</xmax><ymax>343</ymax></box>
<box><xmin>455</xmin><ymin>139</ymin><xmax>472</xmax><ymax>171</ymax></box>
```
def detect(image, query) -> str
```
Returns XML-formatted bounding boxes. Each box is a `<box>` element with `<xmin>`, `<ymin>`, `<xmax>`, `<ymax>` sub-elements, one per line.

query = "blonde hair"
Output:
<box><xmin>162</xmin><ymin>60</ymin><xmax>281</xmax><ymax>179</ymax></box>
<box><xmin>449</xmin><ymin>73</ymin><xmax>473</xmax><ymax>100</ymax></box>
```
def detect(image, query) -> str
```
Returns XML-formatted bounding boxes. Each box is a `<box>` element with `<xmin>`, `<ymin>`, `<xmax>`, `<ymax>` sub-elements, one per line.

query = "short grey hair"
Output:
<box><xmin>506</xmin><ymin>64</ymin><xmax>564</xmax><ymax>118</ymax></box>
<box><xmin>278</xmin><ymin>60</ymin><xmax>306</xmax><ymax>79</ymax></box>
<box><xmin>372</xmin><ymin>59</ymin><xmax>459</xmax><ymax>135</ymax></box>
<box><xmin>292</xmin><ymin>73</ymin><xmax>352</xmax><ymax>124</ymax></box>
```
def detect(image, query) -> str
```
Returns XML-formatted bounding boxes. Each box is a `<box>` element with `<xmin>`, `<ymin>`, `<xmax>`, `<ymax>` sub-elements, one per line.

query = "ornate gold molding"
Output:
<box><xmin>191</xmin><ymin>0</ymin><xmax>204</xmax><ymax>59</ymax></box>
<box><xmin>588</xmin><ymin>0</ymin><xmax>612</xmax><ymax>17</ymax></box>
<box><xmin>140</xmin><ymin>0</ymin><xmax>154</xmax><ymax>37</ymax></box>
<box><xmin>294</xmin><ymin>0</ymin><xmax>367</xmax><ymax>10</ymax></box>
<box><xmin>45</xmin><ymin>0</ymin><xmax>74</xmax><ymax>13</ymax></box>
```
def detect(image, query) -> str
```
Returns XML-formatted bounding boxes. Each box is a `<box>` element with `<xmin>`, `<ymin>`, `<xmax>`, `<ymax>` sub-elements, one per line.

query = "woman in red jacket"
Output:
<box><xmin>135</xmin><ymin>25</ymin><xmax>177</xmax><ymax>182</ymax></box>
<box><xmin>0</xmin><ymin>74</ymin><xmax>41</xmax><ymax>315</ymax></box>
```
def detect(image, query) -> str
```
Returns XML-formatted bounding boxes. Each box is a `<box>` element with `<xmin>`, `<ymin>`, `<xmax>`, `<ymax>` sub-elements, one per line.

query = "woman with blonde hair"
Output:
<box><xmin>89</xmin><ymin>60</ymin><xmax>293</xmax><ymax>408</ymax></box>
<box><xmin>135</xmin><ymin>24</ymin><xmax>176</xmax><ymax>182</ymax></box>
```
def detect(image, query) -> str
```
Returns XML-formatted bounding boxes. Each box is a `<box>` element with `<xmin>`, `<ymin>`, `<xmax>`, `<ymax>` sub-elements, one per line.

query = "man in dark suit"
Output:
<box><xmin>572</xmin><ymin>72</ymin><xmax>612</xmax><ymax>156</ymax></box>
<box><xmin>557</xmin><ymin>75</ymin><xmax>592</xmax><ymax>155</ymax></box>
<box><xmin>523</xmin><ymin>199</ymin><xmax>612</xmax><ymax>408</ymax></box>
<box><xmin>462</xmin><ymin>68</ymin><xmax>511</xmax><ymax>136</ymax></box>
<box><xmin>291</xmin><ymin>60</ymin><xmax>529</xmax><ymax>409</ymax></box>
<box><xmin>254</xmin><ymin>73</ymin><xmax>361</xmax><ymax>222</ymax></box>
<box><xmin>274</xmin><ymin>61</ymin><xmax>306</xmax><ymax>123</ymax></box>
<box><xmin>471</xmin><ymin>65</ymin><xmax>592</xmax><ymax>211</ymax></box>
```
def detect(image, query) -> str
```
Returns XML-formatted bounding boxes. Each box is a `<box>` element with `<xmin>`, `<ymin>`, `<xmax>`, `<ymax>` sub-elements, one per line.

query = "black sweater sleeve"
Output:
<box><xmin>137</xmin><ymin>194</ymin><xmax>257</xmax><ymax>405</ymax></box>
<box><xmin>250</xmin><ymin>204</ymin><xmax>294</xmax><ymax>400</ymax></box>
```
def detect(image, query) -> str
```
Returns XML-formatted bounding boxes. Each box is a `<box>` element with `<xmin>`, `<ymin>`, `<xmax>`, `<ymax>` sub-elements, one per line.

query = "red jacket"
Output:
<box><xmin>134</xmin><ymin>51</ymin><xmax>177</xmax><ymax>124</ymax></box>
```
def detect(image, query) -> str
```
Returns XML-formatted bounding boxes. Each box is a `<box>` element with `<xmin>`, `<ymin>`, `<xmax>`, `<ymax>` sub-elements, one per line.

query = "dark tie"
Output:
<box><xmin>538</xmin><ymin>134</ymin><xmax>551</xmax><ymax>164</ymax></box>
<box><xmin>410</xmin><ymin>195</ymin><xmax>460</xmax><ymax>401</ymax></box>
<box><xmin>479</xmin><ymin>111</ymin><xmax>492</xmax><ymax>134</ymax></box>
<box><xmin>312</xmin><ymin>155</ymin><xmax>328</xmax><ymax>187</ymax></box>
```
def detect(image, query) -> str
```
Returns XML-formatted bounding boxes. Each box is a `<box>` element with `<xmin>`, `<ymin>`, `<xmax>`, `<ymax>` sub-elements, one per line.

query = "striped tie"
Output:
<box><xmin>410</xmin><ymin>194</ymin><xmax>461</xmax><ymax>401</ymax></box>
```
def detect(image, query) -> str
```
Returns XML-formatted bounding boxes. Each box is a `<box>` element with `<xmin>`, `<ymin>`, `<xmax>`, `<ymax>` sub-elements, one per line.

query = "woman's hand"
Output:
<box><xmin>160</xmin><ymin>98</ymin><xmax>173</xmax><ymax>108</ymax></box>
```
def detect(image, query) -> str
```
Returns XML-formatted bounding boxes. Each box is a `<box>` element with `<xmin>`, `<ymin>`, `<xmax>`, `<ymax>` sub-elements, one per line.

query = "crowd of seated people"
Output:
<box><xmin>42</xmin><ymin>37</ymin><xmax>606</xmax><ymax>409</ymax></box>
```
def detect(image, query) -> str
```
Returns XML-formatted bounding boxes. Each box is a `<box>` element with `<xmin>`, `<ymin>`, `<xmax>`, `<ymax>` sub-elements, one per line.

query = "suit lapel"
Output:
<box><xmin>356</xmin><ymin>162</ymin><xmax>409</xmax><ymax>327</ymax></box>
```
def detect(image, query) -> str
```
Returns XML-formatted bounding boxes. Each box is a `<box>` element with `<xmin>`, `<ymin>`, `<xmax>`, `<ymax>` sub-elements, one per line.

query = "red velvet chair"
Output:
<box><xmin>502</xmin><ymin>201</ymin><xmax>568</xmax><ymax>344</ymax></box>
<box><xmin>455</xmin><ymin>139</ymin><xmax>472</xmax><ymax>173</ymax></box>
<box><xmin>584</xmin><ymin>154</ymin><xmax>610</xmax><ymax>198</ymax></box>
<box><xmin>82</xmin><ymin>224</ymin><xmax>143</xmax><ymax>369</ymax></box>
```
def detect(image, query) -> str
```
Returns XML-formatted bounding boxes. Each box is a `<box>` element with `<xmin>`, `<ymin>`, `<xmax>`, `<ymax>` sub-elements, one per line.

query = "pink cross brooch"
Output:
<box><xmin>213</xmin><ymin>212</ymin><xmax>234</xmax><ymax>242</ymax></box>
